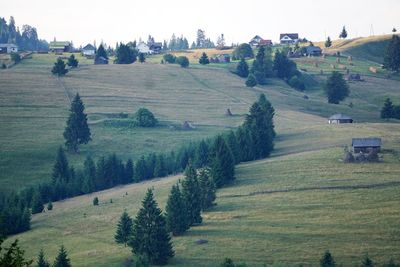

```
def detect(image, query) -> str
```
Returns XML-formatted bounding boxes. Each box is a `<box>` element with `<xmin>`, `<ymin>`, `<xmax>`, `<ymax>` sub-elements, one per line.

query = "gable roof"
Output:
<box><xmin>280</xmin><ymin>33</ymin><xmax>299</xmax><ymax>40</ymax></box>
<box><xmin>49</xmin><ymin>41</ymin><xmax>70</xmax><ymax>49</ymax></box>
<box><xmin>0</xmin><ymin>43</ymin><xmax>18</xmax><ymax>48</ymax></box>
<box><xmin>259</xmin><ymin>39</ymin><xmax>272</xmax><ymax>45</ymax></box>
<box><xmin>329</xmin><ymin>114</ymin><xmax>352</xmax><ymax>120</ymax></box>
<box><xmin>352</xmin><ymin>138</ymin><xmax>382</xmax><ymax>147</ymax></box>
<box><xmin>306</xmin><ymin>46</ymin><xmax>322</xmax><ymax>53</ymax></box>
<box><xmin>83</xmin><ymin>44</ymin><xmax>95</xmax><ymax>50</ymax></box>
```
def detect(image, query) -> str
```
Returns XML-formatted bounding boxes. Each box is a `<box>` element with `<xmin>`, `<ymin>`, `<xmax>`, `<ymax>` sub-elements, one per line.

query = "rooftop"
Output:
<box><xmin>352</xmin><ymin>138</ymin><xmax>382</xmax><ymax>147</ymax></box>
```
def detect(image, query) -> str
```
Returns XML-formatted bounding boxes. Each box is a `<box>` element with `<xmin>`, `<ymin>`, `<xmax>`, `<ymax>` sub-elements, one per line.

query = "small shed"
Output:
<box><xmin>352</xmin><ymin>138</ymin><xmax>381</xmax><ymax>153</ymax></box>
<box><xmin>0</xmin><ymin>43</ymin><xmax>18</xmax><ymax>54</ymax></box>
<box><xmin>49</xmin><ymin>41</ymin><xmax>71</xmax><ymax>53</ymax></box>
<box><xmin>82</xmin><ymin>44</ymin><xmax>95</xmax><ymax>56</ymax></box>
<box><xmin>94</xmin><ymin>56</ymin><xmax>108</xmax><ymax>65</ymax></box>
<box><xmin>305</xmin><ymin>46</ymin><xmax>322</xmax><ymax>56</ymax></box>
<box><xmin>328</xmin><ymin>114</ymin><xmax>353</xmax><ymax>124</ymax></box>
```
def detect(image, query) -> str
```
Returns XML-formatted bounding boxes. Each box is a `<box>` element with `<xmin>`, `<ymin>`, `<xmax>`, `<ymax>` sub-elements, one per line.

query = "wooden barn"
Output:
<box><xmin>352</xmin><ymin>138</ymin><xmax>382</xmax><ymax>153</ymax></box>
<box><xmin>328</xmin><ymin>114</ymin><xmax>353</xmax><ymax>124</ymax></box>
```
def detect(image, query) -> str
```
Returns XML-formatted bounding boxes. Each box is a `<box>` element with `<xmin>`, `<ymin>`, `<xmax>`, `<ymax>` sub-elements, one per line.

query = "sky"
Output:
<box><xmin>3</xmin><ymin>0</ymin><xmax>400</xmax><ymax>47</ymax></box>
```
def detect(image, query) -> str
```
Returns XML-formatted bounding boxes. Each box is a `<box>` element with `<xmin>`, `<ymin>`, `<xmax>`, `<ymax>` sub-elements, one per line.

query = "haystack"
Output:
<box><xmin>182</xmin><ymin>121</ymin><xmax>194</xmax><ymax>130</ymax></box>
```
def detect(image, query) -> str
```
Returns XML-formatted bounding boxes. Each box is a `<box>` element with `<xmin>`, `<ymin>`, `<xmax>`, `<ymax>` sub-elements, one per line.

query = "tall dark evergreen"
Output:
<box><xmin>224</xmin><ymin>131</ymin><xmax>240</xmax><ymax>164</ymax></box>
<box><xmin>320</xmin><ymin>251</ymin><xmax>335</xmax><ymax>267</ymax></box>
<box><xmin>36</xmin><ymin>249</ymin><xmax>50</xmax><ymax>267</ymax></box>
<box><xmin>325</xmin><ymin>36</ymin><xmax>332</xmax><ymax>48</ymax></box>
<box><xmin>384</xmin><ymin>34</ymin><xmax>400</xmax><ymax>72</ymax></box>
<box><xmin>82</xmin><ymin>155</ymin><xmax>96</xmax><ymax>193</ymax></box>
<box><xmin>339</xmin><ymin>26</ymin><xmax>348</xmax><ymax>39</ymax></box>
<box><xmin>31</xmin><ymin>191</ymin><xmax>44</xmax><ymax>214</ymax></box>
<box><xmin>324</xmin><ymin>71</ymin><xmax>350</xmax><ymax>104</ymax></box>
<box><xmin>154</xmin><ymin>155</ymin><xmax>167</xmax><ymax>178</ymax></box>
<box><xmin>115</xmin><ymin>43</ymin><xmax>137</xmax><ymax>64</ymax></box>
<box><xmin>210</xmin><ymin>136</ymin><xmax>235</xmax><ymax>187</ymax></box>
<box><xmin>134</xmin><ymin>156</ymin><xmax>147</xmax><ymax>182</ymax></box>
<box><xmin>0</xmin><ymin>238</ymin><xmax>32</xmax><ymax>267</ymax></box>
<box><xmin>115</xmin><ymin>210</ymin><xmax>133</xmax><ymax>246</ymax></box>
<box><xmin>53</xmin><ymin>245</ymin><xmax>71</xmax><ymax>267</ymax></box>
<box><xmin>251</xmin><ymin>45</ymin><xmax>273</xmax><ymax>84</ymax></box>
<box><xmin>165</xmin><ymin>184</ymin><xmax>189</xmax><ymax>236</ymax></box>
<box><xmin>381</xmin><ymin>98</ymin><xmax>395</xmax><ymax>119</ymax></box>
<box><xmin>235</xmin><ymin>126</ymin><xmax>254</xmax><ymax>162</ymax></box>
<box><xmin>195</xmin><ymin>140</ymin><xmax>209</xmax><ymax>168</ymax></box>
<box><xmin>51</xmin><ymin>58</ymin><xmax>68</xmax><ymax>76</ymax></box>
<box><xmin>63</xmin><ymin>93</ymin><xmax>91</xmax><ymax>152</ymax></box>
<box><xmin>129</xmin><ymin>189</ymin><xmax>174</xmax><ymax>265</ymax></box>
<box><xmin>52</xmin><ymin>146</ymin><xmax>70</xmax><ymax>184</ymax></box>
<box><xmin>273</xmin><ymin>50</ymin><xmax>298</xmax><ymax>80</ymax></box>
<box><xmin>67</xmin><ymin>54</ymin><xmax>78</xmax><ymax>68</ymax></box>
<box><xmin>199</xmin><ymin>52</ymin><xmax>210</xmax><ymax>65</ymax></box>
<box><xmin>95</xmin><ymin>44</ymin><xmax>108</xmax><ymax>60</ymax></box>
<box><xmin>181</xmin><ymin>162</ymin><xmax>202</xmax><ymax>225</ymax></box>
<box><xmin>236</xmin><ymin>58</ymin><xmax>249</xmax><ymax>78</ymax></box>
<box><xmin>124</xmin><ymin>159</ymin><xmax>134</xmax><ymax>184</ymax></box>
<box><xmin>138</xmin><ymin>53</ymin><xmax>146</xmax><ymax>63</ymax></box>
<box><xmin>198</xmin><ymin>169</ymin><xmax>216</xmax><ymax>210</ymax></box>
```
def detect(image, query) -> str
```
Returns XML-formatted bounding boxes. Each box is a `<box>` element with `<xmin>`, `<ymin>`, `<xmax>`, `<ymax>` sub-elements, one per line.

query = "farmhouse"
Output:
<box><xmin>49</xmin><ymin>41</ymin><xmax>72</xmax><ymax>53</ymax></box>
<box><xmin>280</xmin><ymin>33</ymin><xmax>299</xmax><ymax>45</ymax></box>
<box><xmin>305</xmin><ymin>46</ymin><xmax>322</xmax><ymax>56</ymax></box>
<box><xmin>137</xmin><ymin>42</ymin><xmax>151</xmax><ymax>54</ymax></box>
<box><xmin>352</xmin><ymin>138</ymin><xmax>381</xmax><ymax>153</ymax></box>
<box><xmin>0</xmin><ymin>43</ymin><xmax>18</xmax><ymax>54</ymax></box>
<box><xmin>149</xmin><ymin>42</ymin><xmax>162</xmax><ymax>54</ymax></box>
<box><xmin>328</xmin><ymin>114</ymin><xmax>353</xmax><ymax>124</ymax></box>
<box><xmin>249</xmin><ymin>35</ymin><xmax>272</xmax><ymax>48</ymax></box>
<box><xmin>82</xmin><ymin>44</ymin><xmax>95</xmax><ymax>56</ymax></box>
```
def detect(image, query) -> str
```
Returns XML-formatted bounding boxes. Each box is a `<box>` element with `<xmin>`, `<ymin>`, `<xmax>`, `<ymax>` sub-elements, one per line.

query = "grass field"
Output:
<box><xmin>2</xmin><ymin>41</ymin><xmax>400</xmax><ymax>266</ymax></box>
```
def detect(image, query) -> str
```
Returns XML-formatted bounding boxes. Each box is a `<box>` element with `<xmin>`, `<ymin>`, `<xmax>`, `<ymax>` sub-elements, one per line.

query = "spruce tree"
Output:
<box><xmin>320</xmin><ymin>250</ymin><xmax>335</xmax><ymax>267</ymax></box>
<box><xmin>210</xmin><ymin>136</ymin><xmax>235</xmax><ymax>187</ymax></box>
<box><xmin>63</xmin><ymin>93</ymin><xmax>91</xmax><ymax>152</ymax></box>
<box><xmin>324</xmin><ymin>71</ymin><xmax>350</xmax><ymax>104</ymax></box>
<box><xmin>67</xmin><ymin>54</ymin><xmax>78</xmax><ymax>68</ymax></box>
<box><xmin>198</xmin><ymin>169</ymin><xmax>216</xmax><ymax>210</ymax></box>
<box><xmin>251</xmin><ymin>45</ymin><xmax>273</xmax><ymax>84</ymax></box>
<box><xmin>53</xmin><ymin>246</ymin><xmax>71</xmax><ymax>267</ymax></box>
<box><xmin>236</xmin><ymin>58</ymin><xmax>249</xmax><ymax>78</ymax></box>
<box><xmin>36</xmin><ymin>249</ymin><xmax>50</xmax><ymax>267</ymax></box>
<box><xmin>325</xmin><ymin>36</ymin><xmax>332</xmax><ymax>48</ymax></box>
<box><xmin>52</xmin><ymin>146</ymin><xmax>70</xmax><ymax>184</ymax></box>
<box><xmin>384</xmin><ymin>34</ymin><xmax>400</xmax><ymax>72</ymax></box>
<box><xmin>95</xmin><ymin>44</ymin><xmax>108</xmax><ymax>60</ymax></box>
<box><xmin>339</xmin><ymin>26</ymin><xmax>348</xmax><ymax>39</ymax></box>
<box><xmin>115</xmin><ymin>210</ymin><xmax>133</xmax><ymax>246</ymax></box>
<box><xmin>129</xmin><ymin>189</ymin><xmax>174</xmax><ymax>265</ymax></box>
<box><xmin>154</xmin><ymin>155</ymin><xmax>167</xmax><ymax>178</ymax></box>
<box><xmin>134</xmin><ymin>156</ymin><xmax>147</xmax><ymax>182</ymax></box>
<box><xmin>83</xmin><ymin>155</ymin><xmax>96</xmax><ymax>193</ymax></box>
<box><xmin>165</xmin><ymin>184</ymin><xmax>189</xmax><ymax>236</ymax></box>
<box><xmin>199</xmin><ymin>52</ymin><xmax>210</xmax><ymax>65</ymax></box>
<box><xmin>181</xmin><ymin>162</ymin><xmax>202</xmax><ymax>225</ymax></box>
<box><xmin>51</xmin><ymin>58</ymin><xmax>68</xmax><ymax>76</ymax></box>
<box><xmin>224</xmin><ymin>131</ymin><xmax>240</xmax><ymax>164</ymax></box>
<box><xmin>245</xmin><ymin>74</ymin><xmax>257</xmax><ymax>87</ymax></box>
<box><xmin>235</xmin><ymin>126</ymin><xmax>254</xmax><ymax>162</ymax></box>
<box><xmin>381</xmin><ymin>98</ymin><xmax>395</xmax><ymax>119</ymax></box>
<box><xmin>258</xmin><ymin>93</ymin><xmax>276</xmax><ymax>138</ymax></box>
<box><xmin>124</xmin><ymin>159</ymin><xmax>134</xmax><ymax>184</ymax></box>
<box><xmin>31</xmin><ymin>191</ymin><xmax>44</xmax><ymax>214</ymax></box>
<box><xmin>361</xmin><ymin>254</ymin><xmax>373</xmax><ymax>267</ymax></box>
<box><xmin>195</xmin><ymin>140</ymin><xmax>209</xmax><ymax>168</ymax></box>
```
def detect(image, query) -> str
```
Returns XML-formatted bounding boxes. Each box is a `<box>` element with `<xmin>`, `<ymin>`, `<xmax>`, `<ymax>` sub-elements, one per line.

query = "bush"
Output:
<box><xmin>176</xmin><ymin>56</ymin><xmax>189</xmax><ymax>68</ymax></box>
<box><xmin>288</xmin><ymin>75</ymin><xmax>306</xmax><ymax>91</ymax></box>
<box><xmin>10</xmin><ymin>52</ymin><xmax>21</xmax><ymax>63</ymax></box>
<box><xmin>134</xmin><ymin>108</ymin><xmax>158</xmax><ymax>127</ymax></box>
<box><xmin>163</xmin><ymin>54</ymin><xmax>176</xmax><ymax>64</ymax></box>
<box><xmin>47</xmin><ymin>201</ymin><xmax>53</xmax><ymax>210</ymax></box>
<box><xmin>233</xmin><ymin>43</ymin><xmax>254</xmax><ymax>59</ymax></box>
<box><xmin>93</xmin><ymin>197</ymin><xmax>99</xmax><ymax>206</ymax></box>
<box><xmin>1</xmin><ymin>63</ymin><xmax>6</xmax><ymax>69</ymax></box>
<box><xmin>245</xmin><ymin>74</ymin><xmax>257</xmax><ymax>87</ymax></box>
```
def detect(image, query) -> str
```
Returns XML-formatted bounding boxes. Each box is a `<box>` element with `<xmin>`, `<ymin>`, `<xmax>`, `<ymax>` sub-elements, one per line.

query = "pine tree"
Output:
<box><xmin>83</xmin><ymin>155</ymin><xmax>96</xmax><ymax>193</ymax></box>
<box><xmin>393</xmin><ymin>28</ymin><xmax>397</xmax><ymax>33</ymax></box>
<box><xmin>361</xmin><ymin>254</ymin><xmax>373</xmax><ymax>267</ymax></box>
<box><xmin>339</xmin><ymin>26</ymin><xmax>348</xmax><ymax>39</ymax></box>
<box><xmin>165</xmin><ymin>184</ymin><xmax>189</xmax><ymax>236</ymax></box>
<box><xmin>325</xmin><ymin>36</ymin><xmax>332</xmax><ymax>48</ymax></box>
<box><xmin>384</xmin><ymin>34</ymin><xmax>400</xmax><ymax>72</ymax></box>
<box><xmin>198</xmin><ymin>169</ymin><xmax>216</xmax><ymax>210</ymax></box>
<box><xmin>95</xmin><ymin>44</ymin><xmax>108</xmax><ymax>60</ymax></box>
<box><xmin>154</xmin><ymin>155</ymin><xmax>167</xmax><ymax>178</ymax></box>
<box><xmin>53</xmin><ymin>245</ymin><xmax>71</xmax><ymax>267</ymax></box>
<box><xmin>224</xmin><ymin>131</ymin><xmax>240</xmax><ymax>164</ymax></box>
<box><xmin>181</xmin><ymin>162</ymin><xmax>202</xmax><ymax>225</ymax></box>
<box><xmin>251</xmin><ymin>45</ymin><xmax>273</xmax><ymax>84</ymax></box>
<box><xmin>134</xmin><ymin>156</ymin><xmax>147</xmax><ymax>182</ymax></box>
<box><xmin>129</xmin><ymin>189</ymin><xmax>174</xmax><ymax>265</ymax></box>
<box><xmin>31</xmin><ymin>191</ymin><xmax>44</xmax><ymax>214</ymax></box>
<box><xmin>52</xmin><ymin>146</ymin><xmax>70</xmax><ymax>184</ymax></box>
<box><xmin>210</xmin><ymin>136</ymin><xmax>235</xmax><ymax>187</ymax></box>
<box><xmin>63</xmin><ymin>93</ymin><xmax>91</xmax><ymax>152</ymax></box>
<box><xmin>245</xmin><ymin>73</ymin><xmax>257</xmax><ymax>87</ymax></box>
<box><xmin>236</xmin><ymin>58</ymin><xmax>249</xmax><ymax>78</ymax></box>
<box><xmin>51</xmin><ymin>58</ymin><xmax>68</xmax><ymax>76</ymax></box>
<box><xmin>195</xmin><ymin>140</ymin><xmax>209</xmax><ymax>168</ymax></box>
<box><xmin>235</xmin><ymin>126</ymin><xmax>254</xmax><ymax>162</ymax></box>
<box><xmin>258</xmin><ymin>93</ymin><xmax>276</xmax><ymax>138</ymax></box>
<box><xmin>381</xmin><ymin>98</ymin><xmax>395</xmax><ymax>119</ymax></box>
<box><xmin>115</xmin><ymin>210</ymin><xmax>133</xmax><ymax>246</ymax></box>
<box><xmin>320</xmin><ymin>251</ymin><xmax>335</xmax><ymax>267</ymax></box>
<box><xmin>124</xmin><ymin>159</ymin><xmax>134</xmax><ymax>184</ymax></box>
<box><xmin>67</xmin><ymin>54</ymin><xmax>78</xmax><ymax>68</ymax></box>
<box><xmin>139</xmin><ymin>53</ymin><xmax>146</xmax><ymax>63</ymax></box>
<box><xmin>199</xmin><ymin>52</ymin><xmax>210</xmax><ymax>65</ymax></box>
<box><xmin>324</xmin><ymin>71</ymin><xmax>350</xmax><ymax>104</ymax></box>
<box><xmin>36</xmin><ymin>249</ymin><xmax>50</xmax><ymax>267</ymax></box>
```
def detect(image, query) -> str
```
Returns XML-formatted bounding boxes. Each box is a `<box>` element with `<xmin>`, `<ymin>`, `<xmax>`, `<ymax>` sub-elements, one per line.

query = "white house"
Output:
<box><xmin>0</xmin><ymin>43</ymin><xmax>18</xmax><ymax>54</ymax></box>
<box><xmin>279</xmin><ymin>33</ymin><xmax>299</xmax><ymax>45</ymax></box>
<box><xmin>82</xmin><ymin>44</ymin><xmax>96</xmax><ymax>56</ymax></box>
<box><xmin>137</xmin><ymin>42</ymin><xmax>151</xmax><ymax>54</ymax></box>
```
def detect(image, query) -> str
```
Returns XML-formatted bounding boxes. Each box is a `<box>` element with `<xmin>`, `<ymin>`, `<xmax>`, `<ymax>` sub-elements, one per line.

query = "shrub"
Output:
<box><xmin>176</xmin><ymin>56</ymin><xmax>189</xmax><ymax>68</ymax></box>
<box><xmin>10</xmin><ymin>52</ymin><xmax>21</xmax><ymax>63</ymax></box>
<box><xmin>343</xmin><ymin>152</ymin><xmax>355</xmax><ymax>163</ymax></box>
<box><xmin>163</xmin><ymin>54</ymin><xmax>176</xmax><ymax>64</ymax></box>
<box><xmin>47</xmin><ymin>201</ymin><xmax>53</xmax><ymax>210</ymax></box>
<box><xmin>93</xmin><ymin>197</ymin><xmax>99</xmax><ymax>206</ymax></box>
<box><xmin>233</xmin><ymin>43</ymin><xmax>254</xmax><ymax>59</ymax></box>
<box><xmin>288</xmin><ymin>75</ymin><xmax>306</xmax><ymax>91</ymax></box>
<box><xmin>245</xmin><ymin>74</ymin><xmax>257</xmax><ymax>87</ymax></box>
<box><xmin>1</xmin><ymin>63</ymin><xmax>6</xmax><ymax>69</ymax></box>
<box><xmin>134</xmin><ymin>108</ymin><xmax>158</xmax><ymax>127</ymax></box>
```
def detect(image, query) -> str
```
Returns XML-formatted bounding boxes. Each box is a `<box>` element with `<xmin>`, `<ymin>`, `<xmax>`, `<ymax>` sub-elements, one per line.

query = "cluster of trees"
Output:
<box><xmin>162</xmin><ymin>53</ymin><xmax>189</xmax><ymax>68</ymax></box>
<box><xmin>0</xmin><ymin>16</ymin><xmax>48</xmax><ymax>51</ymax></box>
<box><xmin>235</xmin><ymin>45</ymin><xmax>305</xmax><ymax>91</ymax></box>
<box><xmin>193</xmin><ymin>29</ymin><xmax>215</xmax><ymax>49</ymax></box>
<box><xmin>381</xmin><ymin>98</ymin><xmax>400</xmax><ymax>119</ymax></box>
<box><xmin>384</xmin><ymin>34</ymin><xmax>400</xmax><ymax>72</ymax></box>
<box><xmin>167</xmin><ymin>34</ymin><xmax>189</xmax><ymax>51</ymax></box>
<box><xmin>324</xmin><ymin>71</ymin><xmax>350</xmax><ymax>104</ymax></box>
<box><xmin>115</xmin><ymin>42</ymin><xmax>138</xmax><ymax>64</ymax></box>
<box><xmin>51</xmin><ymin>55</ymin><xmax>79</xmax><ymax>76</ymax></box>
<box><xmin>132</xmin><ymin>108</ymin><xmax>158</xmax><ymax>127</ymax></box>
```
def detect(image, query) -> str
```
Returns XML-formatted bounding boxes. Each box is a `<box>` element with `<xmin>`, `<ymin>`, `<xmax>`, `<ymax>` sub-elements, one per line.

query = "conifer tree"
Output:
<box><xmin>324</xmin><ymin>71</ymin><xmax>349</xmax><ymax>104</ymax></box>
<box><xmin>93</xmin><ymin>197</ymin><xmax>99</xmax><ymax>206</ymax></box>
<box><xmin>36</xmin><ymin>249</ymin><xmax>50</xmax><ymax>267</ymax></box>
<box><xmin>165</xmin><ymin>184</ymin><xmax>189</xmax><ymax>236</ymax></box>
<box><xmin>51</xmin><ymin>58</ymin><xmax>68</xmax><ymax>76</ymax></box>
<box><xmin>224</xmin><ymin>131</ymin><xmax>240</xmax><ymax>164</ymax></box>
<box><xmin>67</xmin><ymin>54</ymin><xmax>78</xmax><ymax>68</ymax></box>
<box><xmin>53</xmin><ymin>246</ymin><xmax>71</xmax><ymax>267</ymax></box>
<box><xmin>235</xmin><ymin>126</ymin><xmax>254</xmax><ymax>162</ymax></box>
<box><xmin>381</xmin><ymin>98</ymin><xmax>395</xmax><ymax>119</ymax></box>
<box><xmin>154</xmin><ymin>155</ymin><xmax>167</xmax><ymax>178</ymax></box>
<box><xmin>195</xmin><ymin>140</ymin><xmax>209</xmax><ymax>168</ymax></box>
<box><xmin>134</xmin><ymin>156</ymin><xmax>147</xmax><ymax>182</ymax></box>
<box><xmin>82</xmin><ymin>155</ymin><xmax>96</xmax><ymax>193</ymax></box>
<box><xmin>129</xmin><ymin>189</ymin><xmax>174</xmax><ymax>265</ymax></box>
<box><xmin>210</xmin><ymin>136</ymin><xmax>235</xmax><ymax>187</ymax></box>
<box><xmin>361</xmin><ymin>254</ymin><xmax>373</xmax><ymax>267</ymax></box>
<box><xmin>245</xmin><ymin>73</ymin><xmax>257</xmax><ymax>87</ymax></box>
<box><xmin>236</xmin><ymin>58</ymin><xmax>249</xmax><ymax>78</ymax></box>
<box><xmin>181</xmin><ymin>162</ymin><xmax>202</xmax><ymax>225</ymax></box>
<box><xmin>198</xmin><ymin>169</ymin><xmax>216</xmax><ymax>210</ymax></box>
<box><xmin>124</xmin><ymin>159</ymin><xmax>134</xmax><ymax>184</ymax></box>
<box><xmin>251</xmin><ymin>45</ymin><xmax>273</xmax><ymax>84</ymax></box>
<box><xmin>115</xmin><ymin>210</ymin><xmax>133</xmax><ymax>246</ymax></box>
<box><xmin>63</xmin><ymin>93</ymin><xmax>91</xmax><ymax>152</ymax></box>
<box><xmin>199</xmin><ymin>52</ymin><xmax>210</xmax><ymax>65</ymax></box>
<box><xmin>95</xmin><ymin>44</ymin><xmax>108</xmax><ymax>60</ymax></box>
<box><xmin>31</xmin><ymin>191</ymin><xmax>44</xmax><ymax>214</ymax></box>
<box><xmin>339</xmin><ymin>26</ymin><xmax>348</xmax><ymax>39</ymax></box>
<box><xmin>384</xmin><ymin>34</ymin><xmax>400</xmax><ymax>72</ymax></box>
<box><xmin>320</xmin><ymin>251</ymin><xmax>335</xmax><ymax>267</ymax></box>
<box><xmin>325</xmin><ymin>36</ymin><xmax>332</xmax><ymax>48</ymax></box>
<box><xmin>52</xmin><ymin>146</ymin><xmax>70</xmax><ymax>184</ymax></box>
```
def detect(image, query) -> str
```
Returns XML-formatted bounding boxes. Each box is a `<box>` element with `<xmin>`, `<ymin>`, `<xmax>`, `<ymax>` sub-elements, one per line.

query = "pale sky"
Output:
<box><xmin>3</xmin><ymin>0</ymin><xmax>400</xmax><ymax>47</ymax></box>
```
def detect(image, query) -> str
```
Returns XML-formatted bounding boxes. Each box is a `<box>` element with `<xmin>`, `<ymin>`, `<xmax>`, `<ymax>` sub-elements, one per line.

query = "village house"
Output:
<box><xmin>137</xmin><ymin>42</ymin><xmax>151</xmax><ymax>54</ymax></box>
<box><xmin>328</xmin><ymin>114</ymin><xmax>353</xmax><ymax>124</ymax></box>
<box><xmin>305</xmin><ymin>46</ymin><xmax>322</xmax><ymax>56</ymax></box>
<box><xmin>280</xmin><ymin>33</ymin><xmax>299</xmax><ymax>45</ymax></box>
<box><xmin>49</xmin><ymin>41</ymin><xmax>72</xmax><ymax>53</ymax></box>
<box><xmin>352</xmin><ymin>138</ymin><xmax>382</xmax><ymax>153</ymax></box>
<box><xmin>82</xmin><ymin>44</ymin><xmax>96</xmax><ymax>56</ymax></box>
<box><xmin>149</xmin><ymin>42</ymin><xmax>162</xmax><ymax>54</ymax></box>
<box><xmin>0</xmin><ymin>43</ymin><xmax>18</xmax><ymax>54</ymax></box>
<box><xmin>249</xmin><ymin>35</ymin><xmax>272</xmax><ymax>48</ymax></box>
